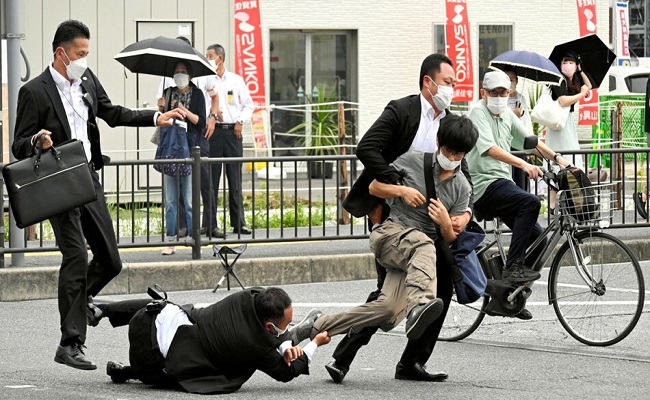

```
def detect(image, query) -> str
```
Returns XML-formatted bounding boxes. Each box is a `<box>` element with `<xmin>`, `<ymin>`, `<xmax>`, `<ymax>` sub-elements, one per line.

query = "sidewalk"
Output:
<box><xmin>1</xmin><ymin>216</ymin><xmax>648</xmax><ymax>301</ymax></box>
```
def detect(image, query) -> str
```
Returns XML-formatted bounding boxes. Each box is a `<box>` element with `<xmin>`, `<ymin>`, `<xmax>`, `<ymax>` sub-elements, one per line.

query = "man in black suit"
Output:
<box><xmin>332</xmin><ymin>53</ymin><xmax>472</xmax><ymax>382</ymax></box>
<box><xmin>96</xmin><ymin>287</ymin><xmax>330</xmax><ymax>394</ymax></box>
<box><xmin>12</xmin><ymin>20</ymin><xmax>183</xmax><ymax>370</ymax></box>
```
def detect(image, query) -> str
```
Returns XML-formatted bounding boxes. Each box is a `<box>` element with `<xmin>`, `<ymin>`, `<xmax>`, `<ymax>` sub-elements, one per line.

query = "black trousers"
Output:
<box><xmin>49</xmin><ymin>168</ymin><xmax>122</xmax><ymax>346</ymax></box>
<box><xmin>332</xmin><ymin>240</ymin><xmax>453</xmax><ymax>368</ymax></box>
<box><xmin>208</xmin><ymin>125</ymin><xmax>246</xmax><ymax>230</ymax></box>
<box><xmin>105</xmin><ymin>299</ymin><xmax>172</xmax><ymax>386</ymax></box>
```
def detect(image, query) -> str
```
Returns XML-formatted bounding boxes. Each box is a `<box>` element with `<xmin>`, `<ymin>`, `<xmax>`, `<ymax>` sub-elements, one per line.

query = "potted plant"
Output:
<box><xmin>287</xmin><ymin>84</ymin><xmax>342</xmax><ymax>178</ymax></box>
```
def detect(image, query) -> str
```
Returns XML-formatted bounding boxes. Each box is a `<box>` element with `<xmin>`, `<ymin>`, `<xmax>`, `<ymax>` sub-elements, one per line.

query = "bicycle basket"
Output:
<box><xmin>557</xmin><ymin>182</ymin><xmax>616</xmax><ymax>225</ymax></box>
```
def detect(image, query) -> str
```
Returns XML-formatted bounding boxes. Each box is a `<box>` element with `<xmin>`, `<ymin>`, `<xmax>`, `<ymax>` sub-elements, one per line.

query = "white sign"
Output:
<box><xmin>615</xmin><ymin>1</ymin><xmax>631</xmax><ymax>66</ymax></box>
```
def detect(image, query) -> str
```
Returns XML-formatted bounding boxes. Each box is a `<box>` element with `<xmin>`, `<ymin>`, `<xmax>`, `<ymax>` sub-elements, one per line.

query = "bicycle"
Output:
<box><xmin>439</xmin><ymin>174</ymin><xmax>645</xmax><ymax>346</ymax></box>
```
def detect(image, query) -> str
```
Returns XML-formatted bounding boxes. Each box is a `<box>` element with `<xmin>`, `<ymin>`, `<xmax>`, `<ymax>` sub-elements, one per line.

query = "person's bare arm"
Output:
<box><xmin>369</xmin><ymin>179</ymin><xmax>426</xmax><ymax>207</ymax></box>
<box><xmin>428</xmin><ymin>198</ymin><xmax>457</xmax><ymax>242</ymax></box>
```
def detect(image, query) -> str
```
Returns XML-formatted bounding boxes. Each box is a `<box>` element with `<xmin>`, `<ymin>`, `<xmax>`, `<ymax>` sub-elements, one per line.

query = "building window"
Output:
<box><xmin>478</xmin><ymin>25</ymin><xmax>513</xmax><ymax>84</ymax></box>
<box><xmin>269</xmin><ymin>30</ymin><xmax>357</xmax><ymax>155</ymax></box>
<box><xmin>433</xmin><ymin>24</ymin><xmax>446</xmax><ymax>55</ymax></box>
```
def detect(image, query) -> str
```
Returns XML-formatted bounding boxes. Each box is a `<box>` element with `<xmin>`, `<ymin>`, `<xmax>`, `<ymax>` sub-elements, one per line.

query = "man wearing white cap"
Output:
<box><xmin>466</xmin><ymin>70</ymin><xmax>572</xmax><ymax>318</ymax></box>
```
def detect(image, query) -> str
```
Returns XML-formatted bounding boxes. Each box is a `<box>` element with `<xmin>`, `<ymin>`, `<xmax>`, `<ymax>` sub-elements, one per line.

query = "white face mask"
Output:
<box><xmin>173</xmin><ymin>73</ymin><xmax>190</xmax><ymax>90</ymax></box>
<box><xmin>61</xmin><ymin>49</ymin><xmax>88</xmax><ymax>81</ymax></box>
<box><xmin>486</xmin><ymin>96</ymin><xmax>508</xmax><ymax>115</ymax></box>
<box><xmin>427</xmin><ymin>77</ymin><xmax>454</xmax><ymax>111</ymax></box>
<box><xmin>436</xmin><ymin>151</ymin><xmax>462</xmax><ymax>171</ymax></box>
<box><xmin>269</xmin><ymin>322</ymin><xmax>288</xmax><ymax>337</ymax></box>
<box><xmin>208</xmin><ymin>59</ymin><xmax>217</xmax><ymax>69</ymax></box>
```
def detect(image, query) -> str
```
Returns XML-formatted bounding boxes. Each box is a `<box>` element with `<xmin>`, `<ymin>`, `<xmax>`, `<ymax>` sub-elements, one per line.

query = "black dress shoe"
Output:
<box><xmin>211</xmin><ymin>228</ymin><xmax>226</xmax><ymax>238</ymax></box>
<box><xmin>106</xmin><ymin>361</ymin><xmax>133</xmax><ymax>383</ymax></box>
<box><xmin>325</xmin><ymin>361</ymin><xmax>349</xmax><ymax>384</ymax></box>
<box><xmin>634</xmin><ymin>192</ymin><xmax>648</xmax><ymax>219</ymax></box>
<box><xmin>395</xmin><ymin>362</ymin><xmax>448</xmax><ymax>382</ymax></box>
<box><xmin>405</xmin><ymin>298</ymin><xmax>444</xmax><ymax>340</ymax></box>
<box><xmin>54</xmin><ymin>343</ymin><xmax>96</xmax><ymax>370</ymax></box>
<box><xmin>233</xmin><ymin>226</ymin><xmax>252</xmax><ymax>235</ymax></box>
<box><xmin>515</xmin><ymin>308</ymin><xmax>533</xmax><ymax>320</ymax></box>
<box><xmin>86</xmin><ymin>301</ymin><xmax>104</xmax><ymax>327</ymax></box>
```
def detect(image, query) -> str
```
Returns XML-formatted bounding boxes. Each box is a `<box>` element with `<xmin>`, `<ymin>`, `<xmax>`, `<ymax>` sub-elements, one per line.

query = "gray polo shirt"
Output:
<box><xmin>387</xmin><ymin>149</ymin><xmax>472</xmax><ymax>240</ymax></box>
<box><xmin>466</xmin><ymin>100</ymin><xmax>533</xmax><ymax>202</ymax></box>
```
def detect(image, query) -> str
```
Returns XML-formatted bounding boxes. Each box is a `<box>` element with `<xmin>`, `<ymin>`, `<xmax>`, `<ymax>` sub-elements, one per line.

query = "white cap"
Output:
<box><xmin>482</xmin><ymin>70</ymin><xmax>511</xmax><ymax>90</ymax></box>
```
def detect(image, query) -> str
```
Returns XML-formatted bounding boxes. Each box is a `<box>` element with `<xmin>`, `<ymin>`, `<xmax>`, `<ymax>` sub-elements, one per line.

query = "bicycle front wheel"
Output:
<box><xmin>438</xmin><ymin>250</ymin><xmax>490</xmax><ymax>342</ymax></box>
<box><xmin>549</xmin><ymin>231</ymin><xmax>645</xmax><ymax>346</ymax></box>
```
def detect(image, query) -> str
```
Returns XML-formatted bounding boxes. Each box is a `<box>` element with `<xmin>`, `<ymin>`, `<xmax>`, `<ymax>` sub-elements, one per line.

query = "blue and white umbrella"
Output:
<box><xmin>488</xmin><ymin>50</ymin><xmax>564</xmax><ymax>85</ymax></box>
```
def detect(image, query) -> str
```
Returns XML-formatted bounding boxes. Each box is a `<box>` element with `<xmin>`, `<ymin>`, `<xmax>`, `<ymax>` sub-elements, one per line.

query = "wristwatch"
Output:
<box><xmin>553</xmin><ymin>152</ymin><xmax>562</xmax><ymax>162</ymax></box>
<box><xmin>236</xmin><ymin>119</ymin><xmax>244</xmax><ymax>125</ymax></box>
<box><xmin>209</xmin><ymin>113</ymin><xmax>218</xmax><ymax>120</ymax></box>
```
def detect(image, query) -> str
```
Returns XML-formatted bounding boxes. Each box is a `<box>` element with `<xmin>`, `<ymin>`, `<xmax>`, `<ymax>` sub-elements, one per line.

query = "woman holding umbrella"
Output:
<box><xmin>160</xmin><ymin>61</ymin><xmax>206</xmax><ymax>255</ymax></box>
<box><xmin>546</xmin><ymin>51</ymin><xmax>592</xmax><ymax>213</ymax></box>
<box><xmin>547</xmin><ymin>51</ymin><xmax>592</xmax><ymax>170</ymax></box>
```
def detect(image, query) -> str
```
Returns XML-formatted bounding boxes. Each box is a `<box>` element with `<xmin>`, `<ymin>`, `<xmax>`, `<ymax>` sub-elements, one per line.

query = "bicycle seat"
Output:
<box><xmin>474</xmin><ymin>209</ymin><xmax>496</xmax><ymax>223</ymax></box>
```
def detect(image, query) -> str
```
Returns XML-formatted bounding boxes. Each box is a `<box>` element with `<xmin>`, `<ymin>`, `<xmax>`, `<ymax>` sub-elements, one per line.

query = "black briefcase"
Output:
<box><xmin>2</xmin><ymin>139</ymin><xmax>97</xmax><ymax>228</ymax></box>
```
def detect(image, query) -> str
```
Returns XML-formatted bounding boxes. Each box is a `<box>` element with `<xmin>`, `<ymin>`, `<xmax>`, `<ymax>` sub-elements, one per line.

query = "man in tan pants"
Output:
<box><xmin>308</xmin><ymin>114</ymin><xmax>478</xmax><ymax>342</ymax></box>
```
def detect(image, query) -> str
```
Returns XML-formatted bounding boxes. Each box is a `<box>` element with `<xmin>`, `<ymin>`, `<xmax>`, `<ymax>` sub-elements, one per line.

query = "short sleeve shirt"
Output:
<box><xmin>466</xmin><ymin>100</ymin><xmax>533</xmax><ymax>202</ymax></box>
<box><xmin>387</xmin><ymin>149</ymin><xmax>472</xmax><ymax>240</ymax></box>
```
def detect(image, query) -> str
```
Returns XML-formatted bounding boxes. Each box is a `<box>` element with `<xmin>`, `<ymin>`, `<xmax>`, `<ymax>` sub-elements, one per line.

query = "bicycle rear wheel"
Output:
<box><xmin>549</xmin><ymin>231</ymin><xmax>645</xmax><ymax>346</ymax></box>
<box><xmin>438</xmin><ymin>251</ymin><xmax>490</xmax><ymax>341</ymax></box>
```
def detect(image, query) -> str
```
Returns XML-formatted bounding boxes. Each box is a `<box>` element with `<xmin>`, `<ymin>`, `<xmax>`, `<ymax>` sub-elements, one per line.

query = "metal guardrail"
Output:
<box><xmin>1</xmin><ymin>146</ymin><xmax>649</xmax><ymax>266</ymax></box>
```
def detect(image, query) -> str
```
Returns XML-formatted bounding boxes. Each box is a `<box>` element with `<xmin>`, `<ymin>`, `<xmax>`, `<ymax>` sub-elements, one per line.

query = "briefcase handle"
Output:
<box><xmin>32</xmin><ymin>133</ymin><xmax>63</xmax><ymax>175</ymax></box>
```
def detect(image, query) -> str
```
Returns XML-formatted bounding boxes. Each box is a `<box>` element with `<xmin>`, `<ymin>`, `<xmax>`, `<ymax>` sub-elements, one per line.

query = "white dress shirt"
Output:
<box><xmin>213</xmin><ymin>69</ymin><xmax>254</xmax><ymax>124</ymax></box>
<box><xmin>49</xmin><ymin>64</ymin><xmax>91</xmax><ymax>161</ymax></box>
<box><xmin>155</xmin><ymin>304</ymin><xmax>193</xmax><ymax>358</ymax></box>
<box><xmin>277</xmin><ymin>340</ymin><xmax>318</xmax><ymax>364</ymax></box>
<box><xmin>410</xmin><ymin>94</ymin><xmax>446</xmax><ymax>153</ymax></box>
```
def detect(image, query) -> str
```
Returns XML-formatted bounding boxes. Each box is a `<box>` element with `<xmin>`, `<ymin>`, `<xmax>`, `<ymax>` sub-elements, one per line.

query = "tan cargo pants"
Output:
<box><xmin>312</xmin><ymin>221</ymin><xmax>438</xmax><ymax>338</ymax></box>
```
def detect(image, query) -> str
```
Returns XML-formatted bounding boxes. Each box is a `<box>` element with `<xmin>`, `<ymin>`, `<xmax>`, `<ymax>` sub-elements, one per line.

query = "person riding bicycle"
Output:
<box><xmin>466</xmin><ymin>70</ymin><xmax>572</xmax><ymax>319</ymax></box>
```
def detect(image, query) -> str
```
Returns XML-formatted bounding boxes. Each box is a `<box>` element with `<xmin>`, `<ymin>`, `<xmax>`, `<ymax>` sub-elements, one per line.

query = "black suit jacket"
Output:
<box><xmin>12</xmin><ymin>67</ymin><xmax>156</xmax><ymax>169</ymax></box>
<box><xmin>164</xmin><ymin>288</ymin><xmax>309</xmax><ymax>394</ymax></box>
<box><xmin>343</xmin><ymin>94</ymin><xmax>473</xmax><ymax>217</ymax></box>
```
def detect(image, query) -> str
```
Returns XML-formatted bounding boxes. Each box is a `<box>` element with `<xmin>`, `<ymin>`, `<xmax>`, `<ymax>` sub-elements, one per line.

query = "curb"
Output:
<box><xmin>1</xmin><ymin>238</ymin><xmax>648</xmax><ymax>302</ymax></box>
<box><xmin>0</xmin><ymin>253</ymin><xmax>377</xmax><ymax>301</ymax></box>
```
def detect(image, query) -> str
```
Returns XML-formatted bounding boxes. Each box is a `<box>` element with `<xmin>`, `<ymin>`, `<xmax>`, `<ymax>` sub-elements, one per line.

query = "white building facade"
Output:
<box><xmin>3</xmin><ymin>0</ymin><xmax>618</xmax><ymax>192</ymax></box>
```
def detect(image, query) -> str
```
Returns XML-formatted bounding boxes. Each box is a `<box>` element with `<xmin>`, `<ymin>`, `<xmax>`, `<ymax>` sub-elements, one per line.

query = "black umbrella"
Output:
<box><xmin>489</xmin><ymin>50</ymin><xmax>563</xmax><ymax>85</ymax></box>
<box><xmin>114</xmin><ymin>36</ymin><xmax>215</xmax><ymax>78</ymax></box>
<box><xmin>549</xmin><ymin>34</ymin><xmax>616</xmax><ymax>89</ymax></box>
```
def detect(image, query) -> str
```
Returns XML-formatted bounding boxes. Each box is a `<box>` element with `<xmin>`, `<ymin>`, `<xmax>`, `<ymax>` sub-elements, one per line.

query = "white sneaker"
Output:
<box><xmin>161</xmin><ymin>246</ymin><xmax>175</xmax><ymax>256</ymax></box>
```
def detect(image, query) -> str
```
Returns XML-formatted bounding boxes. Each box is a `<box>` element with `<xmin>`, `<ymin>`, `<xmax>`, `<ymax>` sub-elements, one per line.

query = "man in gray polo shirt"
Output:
<box><xmin>304</xmin><ymin>114</ymin><xmax>478</xmax><ymax>345</ymax></box>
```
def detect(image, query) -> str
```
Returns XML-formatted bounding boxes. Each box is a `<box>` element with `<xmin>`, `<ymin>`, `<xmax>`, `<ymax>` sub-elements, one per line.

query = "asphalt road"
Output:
<box><xmin>1</xmin><ymin>279</ymin><xmax>649</xmax><ymax>400</ymax></box>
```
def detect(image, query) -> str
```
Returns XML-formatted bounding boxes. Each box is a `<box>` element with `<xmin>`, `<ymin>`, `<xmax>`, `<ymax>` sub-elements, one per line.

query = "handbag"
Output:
<box><xmin>2</xmin><ymin>137</ymin><xmax>97</xmax><ymax>228</ymax></box>
<box><xmin>153</xmin><ymin>119</ymin><xmax>192</xmax><ymax>177</ymax></box>
<box><xmin>150</xmin><ymin>127</ymin><xmax>161</xmax><ymax>145</ymax></box>
<box><xmin>530</xmin><ymin>91</ymin><xmax>570</xmax><ymax>131</ymax></box>
<box><xmin>424</xmin><ymin>153</ymin><xmax>487</xmax><ymax>304</ymax></box>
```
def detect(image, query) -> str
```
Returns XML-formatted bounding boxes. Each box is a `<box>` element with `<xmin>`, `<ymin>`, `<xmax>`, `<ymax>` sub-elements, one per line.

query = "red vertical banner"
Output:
<box><xmin>234</xmin><ymin>0</ymin><xmax>269</xmax><ymax>151</ymax></box>
<box><xmin>576</xmin><ymin>0</ymin><xmax>598</xmax><ymax>126</ymax></box>
<box><xmin>445</xmin><ymin>0</ymin><xmax>474</xmax><ymax>102</ymax></box>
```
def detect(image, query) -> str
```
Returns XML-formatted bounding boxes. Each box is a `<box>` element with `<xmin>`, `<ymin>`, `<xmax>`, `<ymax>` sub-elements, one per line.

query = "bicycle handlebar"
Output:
<box><xmin>539</xmin><ymin>167</ymin><xmax>560</xmax><ymax>191</ymax></box>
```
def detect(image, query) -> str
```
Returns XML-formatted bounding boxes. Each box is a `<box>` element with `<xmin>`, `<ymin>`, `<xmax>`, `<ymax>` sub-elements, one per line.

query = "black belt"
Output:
<box><xmin>216</xmin><ymin>123</ymin><xmax>235</xmax><ymax>130</ymax></box>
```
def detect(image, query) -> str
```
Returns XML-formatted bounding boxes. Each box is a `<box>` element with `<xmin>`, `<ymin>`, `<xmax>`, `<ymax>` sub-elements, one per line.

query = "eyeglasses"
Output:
<box><xmin>486</xmin><ymin>89</ymin><xmax>510</xmax><ymax>97</ymax></box>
